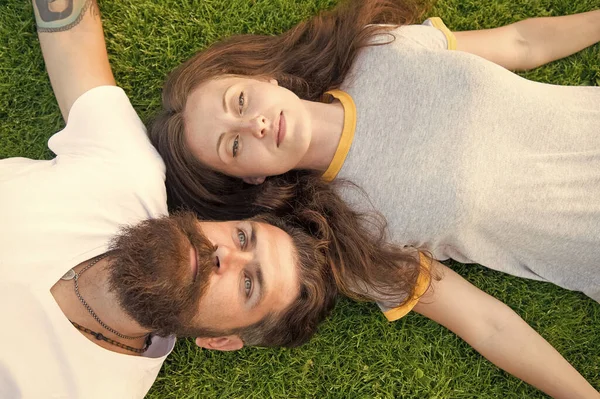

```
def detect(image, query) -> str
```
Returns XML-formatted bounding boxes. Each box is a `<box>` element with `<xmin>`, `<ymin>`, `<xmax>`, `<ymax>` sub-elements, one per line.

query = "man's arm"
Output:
<box><xmin>413</xmin><ymin>262</ymin><xmax>600</xmax><ymax>399</ymax></box>
<box><xmin>33</xmin><ymin>0</ymin><xmax>115</xmax><ymax>121</ymax></box>
<box><xmin>453</xmin><ymin>10</ymin><xmax>600</xmax><ymax>71</ymax></box>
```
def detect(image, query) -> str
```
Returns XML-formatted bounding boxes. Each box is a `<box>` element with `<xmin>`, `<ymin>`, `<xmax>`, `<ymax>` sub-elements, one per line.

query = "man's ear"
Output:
<box><xmin>242</xmin><ymin>176</ymin><xmax>266</xmax><ymax>185</ymax></box>
<box><xmin>195</xmin><ymin>336</ymin><xmax>244</xmax><ymax>352</ymax></box>
<box><xmin>269</xmin><ymin>78</ymin><xmax>279</xmax><ymax>86</ymax></box>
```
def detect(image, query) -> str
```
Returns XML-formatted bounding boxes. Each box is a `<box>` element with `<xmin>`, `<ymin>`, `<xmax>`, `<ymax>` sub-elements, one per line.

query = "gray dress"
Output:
<box><xmin>335</xmin><ymin>20</ymin><xmax>600</xmax><ymax>302</ymax></box>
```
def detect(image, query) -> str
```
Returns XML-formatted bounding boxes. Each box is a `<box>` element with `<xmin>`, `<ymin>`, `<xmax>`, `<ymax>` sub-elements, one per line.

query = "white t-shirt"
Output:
<box><xmin>0</xmin><ymin>86</ymin><xmax>175</xmax><ymax>398</ymax></box>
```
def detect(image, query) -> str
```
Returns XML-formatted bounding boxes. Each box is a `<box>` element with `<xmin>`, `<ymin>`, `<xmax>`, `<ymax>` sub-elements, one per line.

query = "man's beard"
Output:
<box><xmin>107</xmin><ymin>211</ymin><xmax>215</xmax><ymax>337</ymax></box>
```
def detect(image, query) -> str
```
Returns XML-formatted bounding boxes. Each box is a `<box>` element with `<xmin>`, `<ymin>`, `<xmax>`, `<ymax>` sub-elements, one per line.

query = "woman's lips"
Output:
<box><xmin>277</xmin><ymin>111</ymin><xmax>286</xmax><ymax>147</ymax></box>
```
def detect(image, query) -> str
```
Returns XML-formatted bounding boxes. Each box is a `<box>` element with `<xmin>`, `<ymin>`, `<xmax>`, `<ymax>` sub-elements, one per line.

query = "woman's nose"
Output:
<box><xmin>243</xmin><ymin>115</ymin><xmax>268</xmax><ymax>139</ymax></box>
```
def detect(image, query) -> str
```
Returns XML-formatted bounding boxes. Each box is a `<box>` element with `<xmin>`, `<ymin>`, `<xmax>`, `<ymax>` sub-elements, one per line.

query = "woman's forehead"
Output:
<box><xmin>183</xmin><ymin>80</ymin><xmax>229</xmax><ymax>165</ymax></box>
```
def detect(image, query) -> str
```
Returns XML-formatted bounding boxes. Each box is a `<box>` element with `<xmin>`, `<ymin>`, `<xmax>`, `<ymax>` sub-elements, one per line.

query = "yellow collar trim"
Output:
<box><xmin>321</xmin><ymin>89</ymin><xmax>357</xmax><ymax>182</ymax></box>
<box><xmin>427</xmin><ymin>17</ymin><xmax>457</xmax><ymax>50</ymax></box>
<box><xmin>383</xmin><ymin>252</ymin><xmax>432</xmax><ymax>321</ymax></box>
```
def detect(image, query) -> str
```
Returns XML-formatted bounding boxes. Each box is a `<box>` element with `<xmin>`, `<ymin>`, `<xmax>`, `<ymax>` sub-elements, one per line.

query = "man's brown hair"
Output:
<box><xmin>108</xmin><ymin>212</ymin><xmax>337</xmax><ymax>348</ymax></box>
<box><xmin>193</xmin><ymin>214</ymin><xmax>338</xmax><ymax>347</ymax></box>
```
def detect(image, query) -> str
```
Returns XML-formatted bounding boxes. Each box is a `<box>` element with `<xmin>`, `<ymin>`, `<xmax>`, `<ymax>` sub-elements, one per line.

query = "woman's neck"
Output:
<box><xmin>296</xmin><ymin>98</ymin><xmax>345</xmax><ymax>172</ymax></box>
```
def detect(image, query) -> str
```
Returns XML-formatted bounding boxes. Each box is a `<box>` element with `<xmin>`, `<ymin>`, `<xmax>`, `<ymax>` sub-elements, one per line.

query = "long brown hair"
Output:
<box><xmin>148</xmin><ymin>0</ymin><xmax>431</xmax><ymax>308</ymax></box>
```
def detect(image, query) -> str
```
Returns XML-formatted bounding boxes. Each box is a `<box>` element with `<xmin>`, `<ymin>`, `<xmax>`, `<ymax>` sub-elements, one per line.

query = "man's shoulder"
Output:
<box><xmin>45</xmin><ymin>85</ymin><xmax>167</xmax><ymax>206</ymax></box>
<box><xmin>48</xmin><ymin>86</ymin><xmax>159</xmax><ymax>165</ymax></box>
<box><xmin>0</xmin><ymin>280</ymin><xmax>173</xmax><ymax>399</ymax></box>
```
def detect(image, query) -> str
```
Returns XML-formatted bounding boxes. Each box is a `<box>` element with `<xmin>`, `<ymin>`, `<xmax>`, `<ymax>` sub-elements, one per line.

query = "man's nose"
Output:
<box><xmin>214</xmin><ymin>245</ymin><xmax>251</xmax><ymax>275</ymax></box>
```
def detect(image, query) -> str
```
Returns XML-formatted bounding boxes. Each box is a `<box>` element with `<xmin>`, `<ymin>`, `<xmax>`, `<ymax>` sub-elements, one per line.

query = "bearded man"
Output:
<box><xmin>0</xmin><ymin>1</ymin><xmax>336</xmax><ymax>397</ymax></box>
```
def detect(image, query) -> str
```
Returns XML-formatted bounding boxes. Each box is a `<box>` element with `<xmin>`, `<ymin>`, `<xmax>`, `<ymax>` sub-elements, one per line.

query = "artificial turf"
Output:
<box><xmin>1</xmin><ymin>0</ymin><xmax>599</xmax><ymax>397</ymax></box>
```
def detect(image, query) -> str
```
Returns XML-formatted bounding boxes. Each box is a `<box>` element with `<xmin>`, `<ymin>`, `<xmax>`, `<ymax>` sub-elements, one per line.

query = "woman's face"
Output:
<box><xmin>184</xmin><ymin>76</ymin><xmax>312</xmax><ymax>184</ymax></box>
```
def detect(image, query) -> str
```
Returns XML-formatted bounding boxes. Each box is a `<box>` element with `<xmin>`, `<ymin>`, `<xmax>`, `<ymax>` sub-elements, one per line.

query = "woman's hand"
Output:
<box><xmin>453</xmin><ymin>10</ymin><xmax>600</xmax><ymax>71</ymax></box>
<box><xmin>413</xmin><ymin>261</ymin><xmax>600</xmax><ymax>399</ymax></box>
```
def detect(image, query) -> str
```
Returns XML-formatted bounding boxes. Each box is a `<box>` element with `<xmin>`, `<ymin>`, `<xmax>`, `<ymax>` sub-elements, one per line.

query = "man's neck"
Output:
<box><xmin>295</xmin><ymin>98</ymin><xmax>345</xmax><ymax>172</ymax></box>
<box><xmin>50</xmin><ymin>256</ymin><xmax>151</xmax><ymax>356</ymax></box>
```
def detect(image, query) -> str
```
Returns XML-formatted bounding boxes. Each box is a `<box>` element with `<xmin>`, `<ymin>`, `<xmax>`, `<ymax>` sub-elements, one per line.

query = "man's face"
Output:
<box><xmin>194</xmin><ymin>220</ymin><xmax>299</xmax><ymax>331</ymax></box>
<box><xmin>108</xmin><ymin>212</ymin><xmax>299</xmax><ymax>339</ymax></box>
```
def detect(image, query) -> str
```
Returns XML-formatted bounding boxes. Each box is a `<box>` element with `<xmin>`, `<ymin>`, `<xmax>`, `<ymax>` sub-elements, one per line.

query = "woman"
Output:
<box><xmin>148</xmin><ymin>0</ymin><xmax>600</xmax><ymax>396</ymax></box>
<box><xmin>150</xmin><ymin>0</ymin><xmax>600</xmax><ymax>303</ymax></box>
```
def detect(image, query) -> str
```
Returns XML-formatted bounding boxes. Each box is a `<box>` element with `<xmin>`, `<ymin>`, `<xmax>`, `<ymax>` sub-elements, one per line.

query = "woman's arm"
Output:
<box><xmin>453</xmin><ymin>10</ymin><xmax>600</xmax><ymax>71</ymax></box>
<box><xmin>33</xmin><ymin>0</ymin><xmax>115</xmax><ymax>121</ymax></box>
<box><xmin>412</xmin><ymin>261</ymin><xmax>599</xmax><ymax>399</ymax></box>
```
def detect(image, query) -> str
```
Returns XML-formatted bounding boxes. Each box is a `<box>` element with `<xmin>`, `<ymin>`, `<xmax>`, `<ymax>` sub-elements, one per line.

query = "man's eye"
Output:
<box><xmin>232</xmin><ymin>135</ymin><xmax>239</xmax><ymax>158</ymax></box>
<box><xmin>238</xmin><ymin>91</ymin><xmax>245</xmax><ymax>114</ymax></box>
<box><xmin>237</xmin><ymin>229</ymin><xmax>247</xmax><ymax>248</ymax></box>
<box><xmin>244</xmin><ymin>275</ymin><xmax>252</xmax><ymax>297</ymax></box>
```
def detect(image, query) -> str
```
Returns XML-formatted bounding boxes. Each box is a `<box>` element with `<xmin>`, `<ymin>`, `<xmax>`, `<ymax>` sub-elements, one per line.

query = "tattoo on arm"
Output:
<box><xmin>34</xmin><ymin>0</ymin><xmax>98</xmax><ymax>33</ymax></box>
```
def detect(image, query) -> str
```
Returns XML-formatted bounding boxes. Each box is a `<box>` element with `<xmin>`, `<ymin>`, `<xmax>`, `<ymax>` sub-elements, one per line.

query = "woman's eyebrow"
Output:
<box><xmin>216</xmin><ymin>84</ymin><xmax>234</xmax><ymax>157</ymax></box>
<box><xmin>222</xmin><ymin>85</ymin><xmax>231</xmax><ymax>113</ymax></box>
<box><xmin>216</xmin><ymin>132</ymin><xmax>225</xmax><ymax>155</ymax></box>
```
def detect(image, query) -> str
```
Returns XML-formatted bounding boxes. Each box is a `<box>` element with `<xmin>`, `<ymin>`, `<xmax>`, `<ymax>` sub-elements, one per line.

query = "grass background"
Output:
<box><xmin>1</xmin><ymin>0</ymin><xmax>599</xmax><ymax>397</ymax></box>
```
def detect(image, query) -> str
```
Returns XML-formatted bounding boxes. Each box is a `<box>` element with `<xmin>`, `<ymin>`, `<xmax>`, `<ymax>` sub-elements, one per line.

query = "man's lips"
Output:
<box><xmin>276</xmin><ymin>111</ymin><xmax>286</xmax><ymax>147</ymax></box>
<box><xmin>190</xmin><ymin>245</ymin><xmax>199</xmax><ymax>282</ymax></box>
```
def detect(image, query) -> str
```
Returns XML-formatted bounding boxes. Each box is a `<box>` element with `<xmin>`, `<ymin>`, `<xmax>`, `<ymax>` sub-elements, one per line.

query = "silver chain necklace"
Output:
<box><xmin>61</xmin><ymin>255</ymin><xmax>148</xmax><ymax>340</ymax></box>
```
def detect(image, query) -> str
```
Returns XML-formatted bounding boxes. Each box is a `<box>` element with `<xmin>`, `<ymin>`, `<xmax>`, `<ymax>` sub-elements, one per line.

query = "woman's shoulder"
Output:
<box><xmin>367</xmin><ymin>19</ymin><xmax>455</xmax><ymax>51</ymax></box>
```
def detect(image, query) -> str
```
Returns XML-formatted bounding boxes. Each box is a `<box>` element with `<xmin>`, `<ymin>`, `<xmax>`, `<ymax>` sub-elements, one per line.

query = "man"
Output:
<box><xmin>0</xmin><ymin>1</ymin><xmax>336</xmax><ymax>397</ymax></box>
<box><xmin>3</xmin><ymin>2</ymin><xmax>598</xmax><ymax>399</ymax></box>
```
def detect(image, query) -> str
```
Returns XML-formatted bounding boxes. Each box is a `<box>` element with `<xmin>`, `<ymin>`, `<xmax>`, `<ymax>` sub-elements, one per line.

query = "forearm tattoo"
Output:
<box><xmin>34</xmin><ymin>0</ymin><xmax>98</xmax><ymax>33</ymax></box>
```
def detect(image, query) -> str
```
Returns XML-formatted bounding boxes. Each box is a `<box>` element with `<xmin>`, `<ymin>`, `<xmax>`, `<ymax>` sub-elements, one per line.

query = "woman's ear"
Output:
<box><xmin>195</xmin><ymin>336</ymin><xmax>244</xmax><ymax>352</ymax></box>
<box><xmin>269</xmin><ymin>78</ymin><xmax>279</xmax><ymax>86</ymax></box>
<box><xmin>243</xmin><ymin>176</ymin><xmax>266</xmax><ymax>185</ymax></box>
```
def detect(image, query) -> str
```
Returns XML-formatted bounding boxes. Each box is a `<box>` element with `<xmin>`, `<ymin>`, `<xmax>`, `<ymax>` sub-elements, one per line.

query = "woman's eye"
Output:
<box><xmin>214</xmin><ymin>256</ymin><xmax>220</xmax><ymax>268</ymax></box>
<box><xmin>237</xmin><ymin>229</ymin><xmax>247</xmax><ymax>248</ymax></box>
<box><xmin>232</xmin><ymin>135</ymin><xmax>239</xmax><ymax>158</ymax></box>
<box><xmin>238</xmin><ymin>91</ymin><xmax>245</xmax><ymax>114</ymax></box>
<box><xmin>244</xmin><ymin>275</ymin><xmax>252</xmax><ymax>297</ymax></box>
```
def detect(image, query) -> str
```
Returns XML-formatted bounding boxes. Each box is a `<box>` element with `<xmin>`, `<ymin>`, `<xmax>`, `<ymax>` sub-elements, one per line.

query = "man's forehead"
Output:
<box><xmin>256</xmin><ymin>221</ymin><xmax>298</xmax><ymax>279</ymax></box>
<box><xmin>254</xmin><ymin>220</ymin><xmax>291</xmax><ymax>245</ymax></box>
<box><xmin>250</xmin><ymin>221</ymin><xmax>300</xmax><ymax>323</ymax></box>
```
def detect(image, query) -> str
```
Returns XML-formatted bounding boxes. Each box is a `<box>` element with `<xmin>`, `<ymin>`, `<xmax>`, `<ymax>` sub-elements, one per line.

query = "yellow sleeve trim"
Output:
<box><xmin>321</xmin><ymin>89</ymin><xmax>357</xmax><ymax>182</ymax></box>
<box><xmin>427</xmin><ymin>17</ymin><xmax>457</xmax><ymax>50</ymax></box>
<box><xmin>383</xmin><ymin>252</ymin><xmax>432</xmax><ymax>321</ymax></box>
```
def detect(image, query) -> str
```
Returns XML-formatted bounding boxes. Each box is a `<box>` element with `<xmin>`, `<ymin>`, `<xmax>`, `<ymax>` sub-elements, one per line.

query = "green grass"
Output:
<box><xmin>1</xmin><ymin>0</ymin><xmax>599</xmax><ymax>397</ymax></box>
